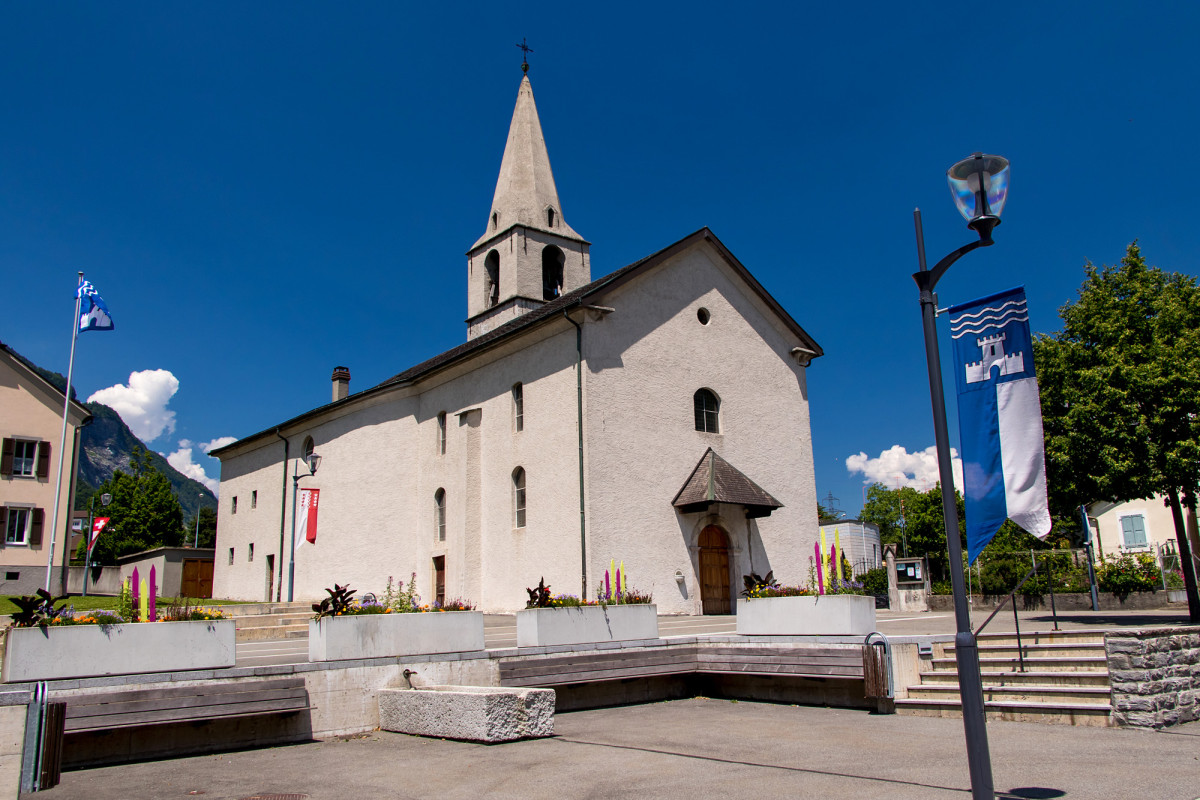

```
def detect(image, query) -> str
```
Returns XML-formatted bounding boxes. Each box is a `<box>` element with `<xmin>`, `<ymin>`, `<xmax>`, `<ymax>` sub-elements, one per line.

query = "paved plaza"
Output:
<box><xmin>32</xmin><ymin>697</ymin><xmax>1200</xmax><ymax>800</ymax></box>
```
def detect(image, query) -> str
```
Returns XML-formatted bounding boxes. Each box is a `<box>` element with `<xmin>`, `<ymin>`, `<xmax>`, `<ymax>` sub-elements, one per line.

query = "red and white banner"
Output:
<box><xmin>89</xmin><ymin>517</ymin><xmax>110</xmax><ymax>552</ymax></box>
<box><xmin>296</xmin><ymin>488</ymin><xmax>320</xmax><ymax>551</ymax></box>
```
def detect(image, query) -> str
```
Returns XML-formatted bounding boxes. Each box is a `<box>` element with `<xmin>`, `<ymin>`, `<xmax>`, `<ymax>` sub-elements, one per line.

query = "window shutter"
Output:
<box><xmin>29</xmin><ymin>509</ymin><xmax>44</xmax><ymax>546</ymax></box>
<box><xmin>0</xmin><ymin>439</ymin><xmax>13</xmax><ymax>477</ymax></box>
<box><xmin>1121</xmin><ymin>515</ymin><xmax>1147</xmax><ymax>547</ymax></box>
<box><xmin>36</xmin><ymin>441</ymin><xmax>51</xmax><ymax>479</ymax></box>
<box><xmin>0</xmin><ymin>508</ymin><xmax>7</xmax><ymax>540</ymax></box>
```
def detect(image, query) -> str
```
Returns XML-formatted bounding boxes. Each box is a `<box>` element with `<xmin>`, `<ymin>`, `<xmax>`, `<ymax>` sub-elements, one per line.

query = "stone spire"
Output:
<box><xmin>471</xmin><ymin>76</ymin><xmax>583</xmax><ymax>249</ymax></box>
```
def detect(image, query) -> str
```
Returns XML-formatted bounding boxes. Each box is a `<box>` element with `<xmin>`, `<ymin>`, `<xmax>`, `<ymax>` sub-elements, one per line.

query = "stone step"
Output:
<box><xmin>234</xmin><ymin>612</ymin><xmax>313</xmax><ymax>628</ymax></box>
<box><xmin>929</xmin><ymin>655</ymin><xmax>1108</xmax><ymax>672</ymax></box>
<box><xmin>906</xmin><ymin>683</ymin><xmax>1112</xmax><ymax>705</ymax></box>
<box><xmin>946</xmin><ymin>642</ymin><xmax>1107</xmax><ymax>659</ymax></box>
<box><xmin>219</xmin><ymin>601</ymin><xmax>314</xmax><ymax>617</ymax></box>
<box><xmin>894</xmin><ymin>697</ymin><xmax>1112</xmax><ymax>727</ymax></box>
<box><xmin>235</xmin><ymin>624</ymin><xmax>309</xmax><ymax>643</ymax></box>
<box><xmin>975</xmin><ymin>630</ymin><xmax>1106</xmax><ymax>646</ymax></box>
<box><xmin>918</xmin><ymin>669</ymin><xmax>1110</xmax><ymax>687</ymax></box>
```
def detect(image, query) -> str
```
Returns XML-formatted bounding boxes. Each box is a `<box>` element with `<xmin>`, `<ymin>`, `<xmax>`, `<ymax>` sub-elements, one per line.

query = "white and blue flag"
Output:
<box><xmin>78</xmin><ymin>281</ymin><xmax>114</xmax><ymax>332</ymax></box>
<box><xmin>950</xmin><ymin>287</ymin><xmax>1051</xmax><ymax>562</ymax></box>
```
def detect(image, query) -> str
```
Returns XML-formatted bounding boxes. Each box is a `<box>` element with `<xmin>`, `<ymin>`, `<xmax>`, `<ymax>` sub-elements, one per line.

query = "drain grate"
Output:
<box><xmin>238</xmin><ymin>795</ymin><xmax>309</xmax><ymax>800</ymax></box>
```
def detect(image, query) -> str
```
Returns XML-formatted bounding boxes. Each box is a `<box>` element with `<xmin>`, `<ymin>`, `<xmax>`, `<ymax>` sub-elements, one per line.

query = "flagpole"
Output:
<box><xmin>46</xmin><ymin>272</ymin><xmax>85</xmax><ymax>593</ymax></box>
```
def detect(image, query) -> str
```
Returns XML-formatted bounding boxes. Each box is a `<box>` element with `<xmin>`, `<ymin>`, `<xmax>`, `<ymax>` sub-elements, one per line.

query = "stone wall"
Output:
<box><xmin>928</xmin><ymin>591</ymin><xmax>1178</xmax><ymax>612</ymax></box>
<box><xmin>1105</xmin><ymin>628</ymin><xmax>1200</xmax><ymax>728</ymax></box>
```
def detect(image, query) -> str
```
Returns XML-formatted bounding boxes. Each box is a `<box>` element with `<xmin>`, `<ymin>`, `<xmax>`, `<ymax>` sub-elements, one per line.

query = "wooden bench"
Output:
<box><xmin>499</xmin><ymin>643</ymin><xmax>871</xmax><ymax>688</ymax></box>
<box><xmin>55</xmin><ymin>676</ymin><xmax>311</xmax><ymax>733</ymax></box>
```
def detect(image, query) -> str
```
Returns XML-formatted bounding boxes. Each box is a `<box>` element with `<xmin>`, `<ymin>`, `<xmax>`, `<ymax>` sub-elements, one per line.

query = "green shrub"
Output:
<box><xmin>855</xmin><ymin>567</ymin><xmax>888</xmax><ymax>596</ymax></box>
<box><xmin>1096</xmin><ymin>553</ymin><xmax>1161</xmax><ymax>595</ymax></box>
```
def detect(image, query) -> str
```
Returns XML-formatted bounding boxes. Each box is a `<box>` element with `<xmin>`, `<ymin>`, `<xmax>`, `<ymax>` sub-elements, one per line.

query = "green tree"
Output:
<box><xmin>77</xmin><ymin>448</ymin><xmax>186</xmax><ymax>564</ymax></box>
<box><xmin>1034</xmin><ymin>242</ymin><xmax>1200</xmax><ymax>620</ymax></box>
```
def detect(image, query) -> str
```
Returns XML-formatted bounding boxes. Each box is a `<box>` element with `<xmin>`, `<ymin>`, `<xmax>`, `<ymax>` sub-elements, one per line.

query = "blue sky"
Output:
<box><xmin>4</xmin><ymin>3</ymin><xmax>1199</xmax><ymax>514</ymax></box>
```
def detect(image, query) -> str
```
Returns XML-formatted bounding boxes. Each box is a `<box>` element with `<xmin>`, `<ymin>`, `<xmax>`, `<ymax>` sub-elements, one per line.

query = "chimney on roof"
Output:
<box><xmin>331</xmin><ymin>366</ymin><xmax>351</xmax><ymax>402</ymax></box>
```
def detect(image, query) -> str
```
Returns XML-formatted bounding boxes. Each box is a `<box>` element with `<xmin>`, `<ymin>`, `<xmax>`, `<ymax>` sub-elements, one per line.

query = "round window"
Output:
<box><xmin>697</xmin><ymin>307</ymin><xmax>711</xmax><ymax>325</ymax></box>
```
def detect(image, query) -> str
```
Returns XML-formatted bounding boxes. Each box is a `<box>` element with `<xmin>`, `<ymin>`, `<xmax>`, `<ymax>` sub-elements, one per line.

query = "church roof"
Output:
<box><xmin>210</xmin><ymin>227</ymin><xmax>823</xmax><ymax>458</ymax></box>
<box><xmin>470</xmin><ymin>76</ymin><xmax>584</xmax><ymax>251</ymax></box>
<box><xmin>672</xmin><ymin>447</ymin><xmax>783</xmax><ymax>518</ymax></box>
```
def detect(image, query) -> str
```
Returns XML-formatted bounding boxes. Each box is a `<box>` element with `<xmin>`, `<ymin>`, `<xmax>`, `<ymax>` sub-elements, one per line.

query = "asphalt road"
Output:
<box><xmin>33</xmin><ymin>698</ymin><xmax>1200</xmax><ymax>800</ymax></box>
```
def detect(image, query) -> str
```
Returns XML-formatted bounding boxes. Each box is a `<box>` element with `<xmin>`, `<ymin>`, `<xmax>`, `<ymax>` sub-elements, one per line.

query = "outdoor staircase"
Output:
<box><xmin>895</xmin><ymin>630</ymin><xmax>1113</xmax><ymax>726</ymax></box>
<box><xmin>225</xmin><ymin>601</ymin><xmax>312</xmax><ymax>643</ymax></box>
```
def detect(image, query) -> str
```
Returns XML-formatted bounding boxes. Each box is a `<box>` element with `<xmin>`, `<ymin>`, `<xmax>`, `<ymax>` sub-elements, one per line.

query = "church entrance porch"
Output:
<box><xmin>698</xmin><ymin>525</ymin><xmax>731</xmax><ymax>614</ymax></box>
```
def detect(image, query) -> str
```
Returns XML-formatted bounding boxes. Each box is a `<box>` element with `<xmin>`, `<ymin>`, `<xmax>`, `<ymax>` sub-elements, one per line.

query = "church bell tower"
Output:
<box><xmin>466</xmin><ymin>69</ymin><xmax>590</xmax><ymax>340</ymax></box>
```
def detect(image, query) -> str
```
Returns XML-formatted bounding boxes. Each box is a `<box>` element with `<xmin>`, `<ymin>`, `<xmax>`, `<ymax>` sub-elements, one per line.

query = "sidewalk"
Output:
<box><xmin>32</xmin><ymin>698</ymin><xmax>1200</xmax><ymax>799</ymax></box>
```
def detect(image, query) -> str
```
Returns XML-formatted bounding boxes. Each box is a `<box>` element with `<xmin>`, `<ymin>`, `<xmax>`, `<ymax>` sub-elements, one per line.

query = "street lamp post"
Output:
<box><xmin>912</xmin><ymin>152</ymin><xmax>1010</xmax><ymax>800</ymax></box>
<box><xmin>287</xmin><ymin>452</ymin><xmax>321</xmax><ymax>602</ymax></box>
<box><xmin>193</xmin><ymin>493</ymin><xmax>204</xmax><ymax>548</ymax></box>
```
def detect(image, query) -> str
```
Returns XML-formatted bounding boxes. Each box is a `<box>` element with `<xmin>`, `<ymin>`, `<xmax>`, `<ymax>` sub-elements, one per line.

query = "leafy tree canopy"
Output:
<box><xmin>1034</xmin><ymin>242</ymin><xmax>1200</xmax><ymax>618</ymax></box>
<box><xmin>78</xmin><ymin>448</ymin><xmax>186</xmax><ymax>564</ymax></box>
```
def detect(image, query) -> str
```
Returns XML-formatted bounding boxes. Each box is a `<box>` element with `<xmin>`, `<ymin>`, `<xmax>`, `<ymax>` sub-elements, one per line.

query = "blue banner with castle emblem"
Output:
<box><xmin>949</xmin><ymin>286</ymin><xmax>1051</xmax><ymax>562</ymax></box>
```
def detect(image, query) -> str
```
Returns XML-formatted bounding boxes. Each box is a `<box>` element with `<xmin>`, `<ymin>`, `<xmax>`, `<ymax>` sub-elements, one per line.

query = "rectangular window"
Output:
<box><xmin>512</xmin><ymin>384</ymin><xmax>524</xmax><ymax>432</ymax></box>
<box><xmin>248</xmin><ymin>543</ymin><xmax>254</xmax><ymax>562</ymax></box>
<box><xmin>513</xmin><ymin>468</ymin><xmax>526</xmax><ymax>529</ymax></box>
<box><xmin>251</xmin><ymin>491</ymin><xmax>257</xmax><ymax>509</ymax></box>
<box><xmin>228</xmin><ymin>548</ymin><xmax>235</xmax><ymax>565</ymax></box>
<box><xmin>437</xmin><ymin>412</ymin><xmax>447</xmax><ymax>455</ymax></box>
<box><xmin>4</xmin><ymin>572</ymin><xmax>18</xmax><ymax>581</ymax></box>
<box><xmin>232</xmin><ymin>496</ymin><xmax>238</xmax><ymax>514</ymax></box>
<box><xmin>12</xmin><ymin>441</ymin><xmax>37</xmax><ymax>477</ymax></box>
<box><xmin>1120</xmin><ymin>514</ymin><xmax>1148</xmax><ymax>548</ymax></box>
<box><xmin>5</xmin><ymin>508</ymin><xmax>30</xmax><ymax>545</ymax></box>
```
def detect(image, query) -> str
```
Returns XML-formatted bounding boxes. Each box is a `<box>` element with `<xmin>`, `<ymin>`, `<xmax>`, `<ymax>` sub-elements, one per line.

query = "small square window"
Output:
<box><xmin>248</xmin><ymin>543</ymin><xmax>254</xmax><ymax>562</ymax></box>
<box><xmin>228</xmin><ymin>548</ymin><xmax>235</xmax><ymax>565</ymax></box>
<box><xmin>11</xmin><ymin>441</ymin><xmax>37</xmax><ymax>477</ymax></box>
<box><xmin>4</xmin><ymin>572</ymin><xmax>18</xmax><ymax>581</ymax></box>
<box><xmin>5</xmin><ymin>508</ymin><xmax>30</xmax><ymax>545</ymax></box>
<box><xmin>251</xmin><ymin>491</ymin><xmax>257</xmax><ymax>510</ymax></box>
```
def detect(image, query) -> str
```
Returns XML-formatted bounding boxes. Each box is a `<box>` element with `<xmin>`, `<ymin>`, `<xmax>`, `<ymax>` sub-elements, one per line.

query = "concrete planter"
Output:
<box><xmin>516</xmin><ymin>604</ymin><xmax>658</xmax><ymax>647</ymax></box>
<box><xmin>736</xmin><ymin>594</ymin><xmax>876</xmax><ymax>636</ymax></box>
<box><xmin>1167</xmin><ymin>589</ymin><xmax>1187</xmax><ymax>603</ymax></box>
<box><xmin>379</xmin><ymin>685</ymin><xmax>555</xmax><ymax>742</ymax></box>
<box><xmin>308</xmin><ymin>611</ymin><xmax>485</xmax><ymax>661</ymax></box>
<box><xmin>1</xmin><ymin>619</ymin><xmax>236</xmax><ymax>682</ymax></box>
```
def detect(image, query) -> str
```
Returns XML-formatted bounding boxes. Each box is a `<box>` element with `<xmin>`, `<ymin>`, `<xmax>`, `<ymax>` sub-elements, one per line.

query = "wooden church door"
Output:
<box><xmin>699</xmin><ymin>525</ymin><xmax>731</xmax><ymax>615</ymax></box>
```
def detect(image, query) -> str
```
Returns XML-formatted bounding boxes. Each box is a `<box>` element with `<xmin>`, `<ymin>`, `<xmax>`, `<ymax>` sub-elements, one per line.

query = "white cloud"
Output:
<box><xmin>166</xmin><ymin>437</ymin><xmax>233</xmax><ymax>496</ymax></box>
<box><xmin>846</xmin><ymin>444</ymin><xmax>963</xmax><ymax>493</ymax></box>
<box><xmin>87</xmin><ymin>369</ymin><xmax>179</xmax><ymax>443</ymax></box>
<box><xmin>200</xmin><ymin>436</ymin><xmax>238</xmax><ymax>454</ymax></box>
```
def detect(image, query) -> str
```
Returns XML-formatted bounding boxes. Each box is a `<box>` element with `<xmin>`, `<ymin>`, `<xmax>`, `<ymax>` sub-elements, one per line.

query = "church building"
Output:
<box><xmin>211</xmin><ymin>71</ymin><xmax>824</xmax><ymax>614</ymax></box>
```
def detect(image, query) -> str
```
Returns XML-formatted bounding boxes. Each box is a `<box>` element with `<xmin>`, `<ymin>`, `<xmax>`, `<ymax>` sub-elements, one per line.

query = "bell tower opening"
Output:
<box><xmin>542</xmin><ymin>245</ymin><xmax>564</xmax><ymax>300</ymax></box>
<box><xmin>484</xmin><ymin>250</ymin><xmax>500</xmax><ymax>308</ymax></box>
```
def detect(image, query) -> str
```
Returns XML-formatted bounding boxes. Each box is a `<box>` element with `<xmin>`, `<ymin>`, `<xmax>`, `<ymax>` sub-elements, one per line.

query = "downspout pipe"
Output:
<box><xmin>274</xmin><ymin>429</ymin><xmax>289</xmax><ymax>603</ymax></box>
<box><xmin>563</xmin><ymin>309</ymin><xmax>587</xmax><ymax>599</ymax></box>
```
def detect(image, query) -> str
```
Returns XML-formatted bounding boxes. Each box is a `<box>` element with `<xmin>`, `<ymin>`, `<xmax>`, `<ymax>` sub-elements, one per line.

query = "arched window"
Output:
<box><xmin>694</xmin><ymin>389</ymin><xmax>720</xmax><ymax>433</ymax></box>
<box><xmin>485</xmin><ymin>250</ymin><xmax>500</xmax><ymax>308</ymax></box>
<box><xmin>512</xmin><ymin>467</ymin><xmax>526</xmax><ymax>528</ymax></box>
<box><xmin>436</xmin><ymin>412</ymin><xmax>447</xmax><ymax>455</ymax></box>
<box><xmin>434</xmin><ymin>489</ymin><xmax>446</xmax><ymax>542</ymax></box>
<box><xmin>541</xmin><ymin>245</ymin><xmax>564</xmax><ymax>301</ymax></box>
<box><xmin>546</xmin><ymin>207</ymin><xmax>556</xmax><ymax>228</ymax></box>
<box><xmin>302</xmin><ymin>436</ymin><xmax>315</xmax><ymax>461</ymax></box>
<box><xmin>512</xmin><ymin>383</ymin><xmax>524</xmax><ymax>432</ymax></box>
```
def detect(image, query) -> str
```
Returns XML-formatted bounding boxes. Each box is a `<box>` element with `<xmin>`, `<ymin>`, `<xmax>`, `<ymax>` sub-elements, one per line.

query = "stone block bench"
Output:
<box><xmin>379</xmin><ymin>685</ymin><xmax>554</xmax><ymax>743</ymax></box>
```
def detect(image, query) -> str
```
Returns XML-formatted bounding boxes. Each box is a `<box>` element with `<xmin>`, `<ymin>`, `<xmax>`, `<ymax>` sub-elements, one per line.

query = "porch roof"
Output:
<box><xmin>672</xmin><ymin>448</ymin><xmax>783</xmax><ymax>519</ymax></box>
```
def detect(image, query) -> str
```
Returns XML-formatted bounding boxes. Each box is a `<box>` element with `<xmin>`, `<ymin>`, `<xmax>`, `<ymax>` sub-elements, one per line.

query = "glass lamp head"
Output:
<box><xmin>306</xmin><ymin>452</ymin><xmax>322</xmax><ymax>475</ymax></box>
<box><xmin>947</xmin><ymin>153</ymin><xmax>1009</xmax><ymax>240</ymax></box>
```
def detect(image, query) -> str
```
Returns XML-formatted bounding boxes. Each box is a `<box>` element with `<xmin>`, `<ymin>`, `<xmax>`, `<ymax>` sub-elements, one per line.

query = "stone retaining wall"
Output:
<box><xmin>928</xmin><ymin>591</ymin><xmax>1177</xmax><ymax>612</ymax></box>
<box><xmin>1105</xmin><ymin>628</ymin><xmax>1200</xmax><ymax>728</ymax></box>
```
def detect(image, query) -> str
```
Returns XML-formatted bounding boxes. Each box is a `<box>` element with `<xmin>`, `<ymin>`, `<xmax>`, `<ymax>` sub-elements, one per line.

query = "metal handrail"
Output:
<box><xmin>973</xmin><ymin>563</ymin><xmax>1041</xmax><ymax>672</ymax></box>
<box><xmin>864</xmin><ymin>632</ymin><xmax>894</xmax><ymax>699</ymax></box>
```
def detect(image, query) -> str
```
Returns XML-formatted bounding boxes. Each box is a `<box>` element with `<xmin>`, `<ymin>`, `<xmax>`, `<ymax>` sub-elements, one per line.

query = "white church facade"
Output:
<box><xmin>211</xmin><ymin>73</ymin><xmax>824</xmax><ymax>615</ymax></box>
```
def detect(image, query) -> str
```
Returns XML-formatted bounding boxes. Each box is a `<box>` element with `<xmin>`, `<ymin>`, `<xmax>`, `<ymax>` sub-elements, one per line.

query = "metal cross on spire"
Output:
<box><xmin>516</xmin><ymin>38</ymin><xmax>533</xmax><ymax>74</ymax></box>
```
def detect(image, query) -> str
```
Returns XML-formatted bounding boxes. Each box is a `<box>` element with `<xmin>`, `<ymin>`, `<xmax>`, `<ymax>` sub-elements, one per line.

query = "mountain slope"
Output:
<box><xmin>16</xmin><ymin>350</ymin><xmax>217</xmax><ymax>521</ymax></box>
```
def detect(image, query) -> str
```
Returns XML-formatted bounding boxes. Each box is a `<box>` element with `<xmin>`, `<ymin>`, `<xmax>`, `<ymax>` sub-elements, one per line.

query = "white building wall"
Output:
<box><xmin>818</xmin><ymin>521</ymin><xmax>882</xmax><ymax>573</ymax></box>
<box><xmin>1090</xmin><ymin>497</ymin><xmax>1181</xmax><ymax>561</ymax></box>
<box><xmin>581</xmin><ymin>243</ymin><xmax>819</xmax><ymax>614</ymax></box>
